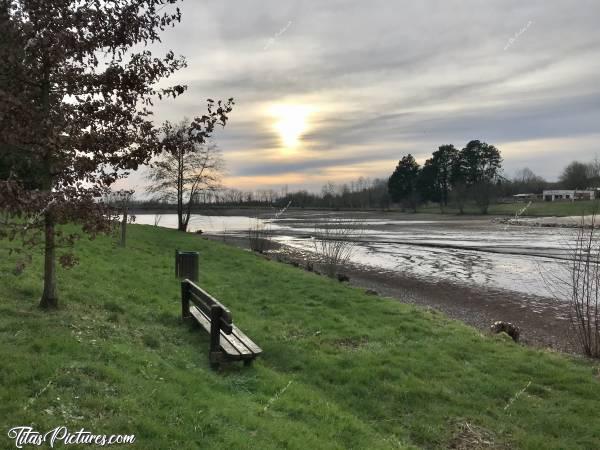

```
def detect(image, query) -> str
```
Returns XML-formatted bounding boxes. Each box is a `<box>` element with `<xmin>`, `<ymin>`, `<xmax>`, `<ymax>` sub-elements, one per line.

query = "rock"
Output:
<box><xmin>490</xmin><ymin>321</ymin><xmax>520</xmax><ymax>342</ymax></box>
<box><xmin>291</xmin><ymin>261</ymin><xmax>299</xmax><ymax>267</ymax></box>
<box><xmin>336</xmin><ymin>273</ymin><xmax>350</xmax><ymax>282</ymax></box>
<box><xmin>306</xmin><ymin>262</ymin><xmax>314</xmax><ymax>272</ymax></box>
<box><xmin>195</xmin><ymin>229</ymin><xmax>203</xmax><ymax>234</ymax></box>
<box><xmin>493</xmin><ymin>332</ymin><xmax>515</xmax><ymax>344</ymax></box>
<box><xmin>365</xmin><ymin>289</ymin><xmax>379</xmax><ymax>296</ymax></box>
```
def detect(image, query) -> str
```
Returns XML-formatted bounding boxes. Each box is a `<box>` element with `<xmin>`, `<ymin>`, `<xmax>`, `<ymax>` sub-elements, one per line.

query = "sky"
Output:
<box><xmin>123</xmin><ymin>0</ymin><xmax>600</xmax><ymax>193</ymax></box>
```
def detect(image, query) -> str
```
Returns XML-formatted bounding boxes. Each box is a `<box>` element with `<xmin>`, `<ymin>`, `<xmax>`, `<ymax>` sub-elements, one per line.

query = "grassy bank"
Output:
<box><xmin>1</xmin><ymin>225</ymin><xmax>599</xmax><ymax>449</ymax></box>
<box><xmin>418</xmin><ymin>200</ymin><xmax>599</xmax><ymax>217</ymax></box>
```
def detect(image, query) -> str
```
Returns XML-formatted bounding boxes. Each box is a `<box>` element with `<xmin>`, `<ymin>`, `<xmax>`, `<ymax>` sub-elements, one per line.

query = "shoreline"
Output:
<box><xmin>204</xmin><ymin>233</ymin><xmax>578</xmax><ymax>355</ymax></box>
<box><xmin>497</xmin><ymin>215</ymin><xmax>597</xmax><ymax>228</ymax></box>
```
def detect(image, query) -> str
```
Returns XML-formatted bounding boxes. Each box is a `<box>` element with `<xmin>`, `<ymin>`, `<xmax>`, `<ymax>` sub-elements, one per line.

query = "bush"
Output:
<box><xmin>546</xmin><ymin>213</ymin><xmax>600</xmax><ymax>357</ymax></box>
<box><xmin>312</xmin><ymin>218</ymin><xmax>362</xmax><ymax>278</ymax></box>
<box><xmin>248</xmin><ymin>219</ymin><xmax>272</xmax><ymax>253</ymax></box>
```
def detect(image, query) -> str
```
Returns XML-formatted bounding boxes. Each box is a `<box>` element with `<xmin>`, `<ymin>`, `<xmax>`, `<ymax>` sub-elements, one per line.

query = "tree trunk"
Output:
<box><xmin>38</xmin><ymin>60</ymin><xmax>58</xmax><ymax>309</ymax></box>
<box><xmin>120</xmin><ymin>208</ymin><xmax>127</xmax><ymax>247</ymax></box>
<box><xmin>39</xmin><ymin>212</ymin><xmax>58</xmax><ymax>309</ymax></box>
<box><xmin>178</xmin><ymin>209</ymin><xmax>188</xmax><ymax>232</ymax></box>
<box><xmin>177</xmin><ymin>187</ymin><xmax>187</xmax><ymax>231</ymax></box>
<box><xmin>176</xmin><ymin>150</ymin><xmax>187</xmax><ymax>232</ymax></box>
<box><xmin>181</xmin><ymin>199</ymin><xmax>193</xmax><ymax>232</ymax></box>
<box><xmin>177</xmin><ymin>198</ymin><xmax>186</xmax><ymax>231</ymax></box>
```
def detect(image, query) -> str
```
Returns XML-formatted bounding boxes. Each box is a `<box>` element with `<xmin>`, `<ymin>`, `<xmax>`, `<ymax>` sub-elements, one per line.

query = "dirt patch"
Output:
<box><xmin>448</xmin><ymin>421</ymin><xmax>508</xmax><ymax>450</ymax></box>
<box><xmin>332</xmin><ymin>336</ymin><xmax>369</xmax><ymax>350</ymax></box>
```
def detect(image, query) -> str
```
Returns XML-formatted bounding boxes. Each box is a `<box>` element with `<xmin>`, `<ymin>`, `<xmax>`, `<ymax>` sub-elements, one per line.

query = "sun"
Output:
<box><xmin>269</xmin><ymin>104</ymin><xmax>311</xmax><ymax>150</ymax></box>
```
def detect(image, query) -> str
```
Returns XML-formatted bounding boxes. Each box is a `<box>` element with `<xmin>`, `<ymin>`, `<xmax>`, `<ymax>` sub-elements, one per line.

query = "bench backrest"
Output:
<box><xmin>181</xmin><ymin>279</ymin><xmax>233</xmax><ymax>334</ymax></box>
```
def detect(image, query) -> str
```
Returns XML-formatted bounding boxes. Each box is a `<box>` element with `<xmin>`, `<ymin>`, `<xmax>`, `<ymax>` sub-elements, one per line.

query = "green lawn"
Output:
<box><xmin>418</xmin><ymin>200</ymin><xmax>600</xmax><ymax>217</ymax></box>
<box><xmin>1</xmin><ymin>225</ymin><xmax>599</xmax><ymax>449</ymax></box>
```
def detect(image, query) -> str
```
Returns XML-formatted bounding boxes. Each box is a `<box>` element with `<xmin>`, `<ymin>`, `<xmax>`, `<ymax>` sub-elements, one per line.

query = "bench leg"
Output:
<box><xmin>181</xmin><ymin>281</ymin><xmax>191</xmax><ymax>321</ymax></box>
<box><xmin>209</xmin><ymin>351</ymin><xmax>223</xmax><ymax>370</ymax></box>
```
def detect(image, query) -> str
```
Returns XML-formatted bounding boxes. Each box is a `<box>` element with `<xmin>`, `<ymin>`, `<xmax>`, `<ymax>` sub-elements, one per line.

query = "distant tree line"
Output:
<box><xmin>490</xmin><ymin>159</ymin><xmax>600</xmax><ymax>198</ymax></box>
<box><xmin>131</xmin><ymin>177</ymin><xmax>392</xmax><ymax>211</ymax></box>
<box><xmin>280</xmin><ymin>178</ymin><xmax>391</xmax><ymax>209</ymax></box>
<box><xmin>558</xmin><ymin>159</ymin><xmax>600</xmax><ymax>190</ymax></box>
<box><xmin>388</xmin><ymin>140</ymin><xmax>503</xmax><ymax>214</ymax></box>
<box><xmin>497</xmin><ymin>158</ymin><xmax>600</xmax><ymax>196</ymax></box>
<box><xmin>126</xmin><ymin>154</ymin><xmax>600</xmax><ymax>214</ymax></box>
<box><xmin>387</xmin><ymin>146</ymin><xmax>600</xmax><ymax>213</ymax></box>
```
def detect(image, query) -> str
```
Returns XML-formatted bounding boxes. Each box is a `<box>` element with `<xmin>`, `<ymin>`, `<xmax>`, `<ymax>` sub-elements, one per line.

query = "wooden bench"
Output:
<box><xmin>181</xmin><ymin>279</ymin><xmax>262</xmax><ymax>368</ymax></box>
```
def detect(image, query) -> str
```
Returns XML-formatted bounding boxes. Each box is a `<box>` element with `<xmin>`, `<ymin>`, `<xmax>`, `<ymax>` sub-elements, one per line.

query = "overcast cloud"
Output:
<box><xmin>122</xmin><ymin>0</ymin><xmax>600</xmax><ymax>192</ymax></box>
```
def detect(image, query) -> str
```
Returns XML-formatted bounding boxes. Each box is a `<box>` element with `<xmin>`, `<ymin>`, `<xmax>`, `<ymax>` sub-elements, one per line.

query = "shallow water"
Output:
<box><xmin>135</xmin><ymin>214</ymin><xmax>284</xmax><ymax>234</ymax></box>
<box><xmin>135</xmin><ymin>213</ymin><xmax>571</xmax><ymax>299</ymax></box>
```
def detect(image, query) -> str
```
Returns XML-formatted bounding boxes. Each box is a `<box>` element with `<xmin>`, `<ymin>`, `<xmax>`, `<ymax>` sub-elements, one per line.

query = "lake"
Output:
<box><xmin>134</xmin><ymin>211</ymin><xmax>572</xmax><ymax>300</ymax></box>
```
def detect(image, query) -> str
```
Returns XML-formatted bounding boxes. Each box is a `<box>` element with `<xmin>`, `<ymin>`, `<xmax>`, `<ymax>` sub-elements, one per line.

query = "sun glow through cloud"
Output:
<box><xmin>121</xmin><ymin>2</ymin><xmax>600</xmax><ymax>192</ymax></box>
<box><xmin>269</xmin><ymin>104</ymin><xmax>312</xmax><ymax>150</ymax></box>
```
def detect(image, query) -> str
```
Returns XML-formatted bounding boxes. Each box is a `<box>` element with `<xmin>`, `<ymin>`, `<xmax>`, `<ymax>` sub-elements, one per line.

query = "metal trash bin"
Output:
<box><xmin>175</xmin><ymin>250</ymin><xmax>199</xmax><ymax>281</ymax></box>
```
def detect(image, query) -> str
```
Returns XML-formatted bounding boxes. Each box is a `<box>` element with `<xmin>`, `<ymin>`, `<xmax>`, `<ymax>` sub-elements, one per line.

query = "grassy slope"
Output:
<box><xmin>418</xmin><ymin>200</ymin><xmax>600</xmax><ymax>217</ymax></box>
<box><xmin>1</xmin><ymin>225</ymin><xmax>599</xmax><ymax>450</ymax></box>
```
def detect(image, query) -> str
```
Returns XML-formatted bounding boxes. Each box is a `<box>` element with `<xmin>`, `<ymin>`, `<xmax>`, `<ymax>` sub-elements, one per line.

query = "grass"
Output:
<box><xmin>1</xmin><ymin>224</ymin><xmax>599</xmax><ymax>449</ymax></box>
<box><xmin>417</xmin><ymin>200</ymin><xmax>600</xmax><ymax>217</ymax></box>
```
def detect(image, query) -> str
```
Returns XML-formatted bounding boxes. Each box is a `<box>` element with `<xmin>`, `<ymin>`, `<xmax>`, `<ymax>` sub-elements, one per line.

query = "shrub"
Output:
<box><xmin>312</xmin><ymin>218</ymin><xmax>362</xmax><ymax>278</ymax></box>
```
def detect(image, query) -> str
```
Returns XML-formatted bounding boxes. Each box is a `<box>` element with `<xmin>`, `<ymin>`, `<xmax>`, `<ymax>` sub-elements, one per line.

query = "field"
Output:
<box><xmin>1</xmin><ymin>225</ymin><xmax>600</xmax><ymax>449</ymax></box>
<box><xmin>418</xmin><ymin>200</ymin><xmax>600</xmax><ymax>217</ymax></box>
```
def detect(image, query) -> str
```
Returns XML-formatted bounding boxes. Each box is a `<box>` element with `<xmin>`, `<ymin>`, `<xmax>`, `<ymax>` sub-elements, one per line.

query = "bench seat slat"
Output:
<box><xmin>220</xmin><ymin>326</ymin><xmax>261</xmax><ymax>356</ymax></box>
<box><xmin>189</xmin><ymin>306</ymin><xmax>260</xmax><ymax>358</ymax></box>
<box><xmin>229</xmin><ymin>326</ymin><xmax>262</xmax><ymax>355</ymax></box>
<box><xmin>189</xmin><ymin>306</ymin><xmax>241</xmax><ymax>357</ymax></box>
<box><xmin>220</xmin><ymin>331</ymin><xmax>252</xmax><ymax>356</ymax></box>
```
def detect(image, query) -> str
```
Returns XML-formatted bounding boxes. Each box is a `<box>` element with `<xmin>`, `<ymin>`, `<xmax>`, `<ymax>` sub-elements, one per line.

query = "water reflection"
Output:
<box><xmin>135</xmin><ymin>213</ymin><xmax>568</xmax><ymax>299</ymax></box>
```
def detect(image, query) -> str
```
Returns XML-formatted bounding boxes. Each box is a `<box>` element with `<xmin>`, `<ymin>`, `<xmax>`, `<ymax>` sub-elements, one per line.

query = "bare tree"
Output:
<box><xmin>148</xmin><ymin>120</ymin><xmax>224</xmax><ymax>232</ymax></box>
<box><xmin>248</xmin><ymin>219</ymin><xmax>272</xmax><ymax>253</ymax></box>
<box><xmin>567</xmin><ymin>216</ymin><xmax>600</xmax><ymax>357</ymax></box>
<box><xmin>312</xmin><ymin>218</ymin><xmax>362</xmax><ymax>278</ymax></box>
<box><xmin>544</xmin><ymin>214</ymin><xmax>600</xmax><ymax>357</ymax></box>
<box><xmin>102</xmin><ymin>189</ymin><xmax>135</xmax><ymax>247</ymax></box>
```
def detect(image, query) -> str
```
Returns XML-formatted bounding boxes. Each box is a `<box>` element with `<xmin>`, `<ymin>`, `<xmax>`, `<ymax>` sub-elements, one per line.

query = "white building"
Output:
<box><xmin>512</xmin><ymin>193</ymin><xmax>539</xmax><ymax>200</ymax></box>
<box><xmin>543</xmin><ymin>190</ymin><xmax>596</xmax><ymax>202</ymax></box>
